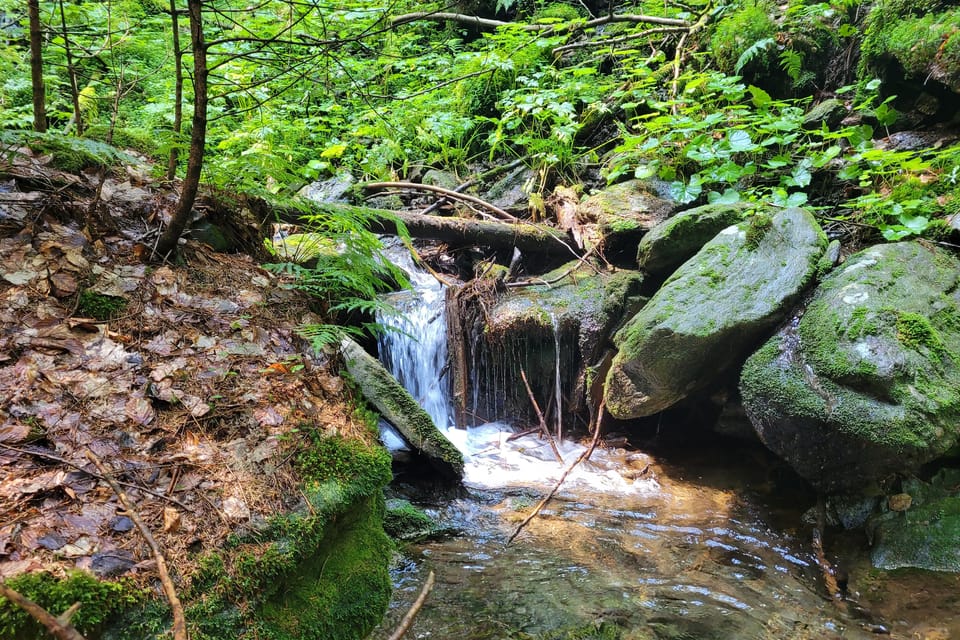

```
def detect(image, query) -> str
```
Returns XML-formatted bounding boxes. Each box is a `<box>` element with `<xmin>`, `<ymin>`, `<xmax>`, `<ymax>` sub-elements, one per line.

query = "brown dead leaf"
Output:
<box><xmin>163</xmin><ymin>507</ymin><xmax>181</xmax><ymax>533</ymax></box>
<box><xmin>0</xmin><ymin>422</ymin><xmax>31</xmax><ymax>444</ymax></box>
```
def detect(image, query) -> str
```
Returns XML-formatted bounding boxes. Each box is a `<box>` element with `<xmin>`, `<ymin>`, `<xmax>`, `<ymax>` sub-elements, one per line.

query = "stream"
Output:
<box><xmin>369</xmin><ymin>244</ymin><xmax>960</xmax><ymax>640</ymax></box>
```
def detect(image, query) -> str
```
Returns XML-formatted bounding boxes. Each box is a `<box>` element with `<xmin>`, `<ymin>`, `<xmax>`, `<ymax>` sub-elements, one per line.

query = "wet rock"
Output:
<box><xmin>422</xmin><ymin>169</ymin><xmax>460</xmax><ymax>191</ymax></box>
<box><xmin>458</xmin><ymin>262</ymin><xmax>645</xmax><ymax>429</ymax></box>
<box><xmin>636</xmin><ymin>201</ymin><xmax>750</xmax><ymax>277</ymax></box>
<box><xmin>340</xmin><ymin>336</ymin><xmax>463</xmax><ymax>481</ymax></box>
<box><xmin>741</xmin><ymin>242</ymin><xmax>960</xmax><ymax>492</ymax></box>
<box><xmin>868</xmin><ymin>469</ymin><xmax>960</xmax><ymax>572</ymax></box>
<box><xmin>297</xmin><ymin>172</ymin><xmax>355</xmax><ymax>203</ymax></box>
<box><xmin>576</xmin><ymin>179</ymin><xmax>678</xmax><ymax>256</ymax></box>
<box><xmin>486</xmin><ymin>165</ymin><xmax>536</xmax><ymax>212</ymax></box>
<box><xmin>605</xmin><ymin>207</ymin><xmax>827</xmax><ymax>419</ymax></box>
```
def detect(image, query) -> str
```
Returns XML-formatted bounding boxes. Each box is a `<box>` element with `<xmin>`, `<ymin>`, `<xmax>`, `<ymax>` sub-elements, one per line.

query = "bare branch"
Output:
<box><xmin>0</xmin><ymin>583</ymin><xmax>87</xmax><ymax>640</ymax></box>
<box><xmin>390</xmin><ymin>11</ymin><xmax>689</xmax><ymax>31</ymax></box>
<box><xmin>364</xmin><ymin>182</ymin><xmax>519</xmax><ymax>222</ymax></box>
<box><xmin>385</xmin><ymin>571</ymin><xmax>435</xmax><ymax>640</ymax></box>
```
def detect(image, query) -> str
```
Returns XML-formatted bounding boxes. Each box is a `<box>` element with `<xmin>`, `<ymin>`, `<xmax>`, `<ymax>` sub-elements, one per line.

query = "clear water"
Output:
<box><xmin>373</xmin><ymin>244</ymin><xmax>960</xmax><ymax>640</ymax></box>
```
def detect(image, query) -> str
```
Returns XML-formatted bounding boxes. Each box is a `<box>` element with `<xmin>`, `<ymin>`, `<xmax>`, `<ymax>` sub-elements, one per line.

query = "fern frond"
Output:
<box><xmin>779</xmin><ymin>49</ymin><xmax>805</xmax><ymax>85</ymax></box>
<box><xmin>734</xmin><ymin>38</ymin><xmax>776</xmax><ymax>75</ymax></box>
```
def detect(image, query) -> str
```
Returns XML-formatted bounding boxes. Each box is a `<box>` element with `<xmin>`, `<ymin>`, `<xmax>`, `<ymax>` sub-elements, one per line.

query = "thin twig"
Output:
<box><xmin>0</xmin><ymin>582</ymin><xmax>87</xmax><ymax>640</ymax></box>
<box><xmin>364</xmin><ymin>181</ymin><xmax>519</xmax><ymax>222</ymax></box>
<box><xmin>519</xmin><ymin>368</ymin><xmax>563</xmax><ymax>463</ymax></box>
<box><xmin>386</xmin><ymin>570</ymin><xmax>436</xmax><ymax>640</ymax></box>
<box><xmin>84</xmin><ymin>450</ymin><xmax>189</xmax><ymax>640</ymax></box>
<box><xmin>506</xmin><ymin>399</ymin><xmax>605</xmax><ymax>546</ymax></box>
<box><xmin>0</xmin><ymin>443</ymin><xmax>193</xmax><ymax>511</ymax></box>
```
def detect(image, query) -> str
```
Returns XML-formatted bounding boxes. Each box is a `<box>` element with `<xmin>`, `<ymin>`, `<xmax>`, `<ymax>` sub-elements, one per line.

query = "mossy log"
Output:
<box><xmin>271</xmin><ymin>201</ymin><xmax>576</xmax><ymax>255</ymax></box>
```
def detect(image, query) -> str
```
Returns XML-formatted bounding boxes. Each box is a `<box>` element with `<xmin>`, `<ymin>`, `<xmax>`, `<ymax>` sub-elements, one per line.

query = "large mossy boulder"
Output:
<box><xmin>740</xmin><ymin>242</ymin><xmax>960</xmax><ymax>493</ymax></box>
<box><xmin>576</xmin><ymin>180</ymin><xmax>678</xmax><ymax>256</ymax></box>
<box><xmin>604</xmin><ymin>207</ymin><xmax>828</xmax><ymax>419</ymax></box>
<box><xmin>868</xmin><ymin>469</ymin><xmax>960</xmax><ymax>572</ymax></box>
<box><xmin>636</xmin><ymin>202</ymin><xmax>750</xmax><ymax>277</ymax></box>
<box><xmin>340</xmin><ymin>337</ymin><xmax>463</xmax><ymax>481</ymax></box>
<box><xmin>448</xmin><ymin>262</ymin><xmax>645</xmax><ymax>429</ymax></box>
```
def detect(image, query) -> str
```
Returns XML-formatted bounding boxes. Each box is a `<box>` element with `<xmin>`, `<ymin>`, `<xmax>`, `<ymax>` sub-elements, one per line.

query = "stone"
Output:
<box><xmin>636</xmin><ymin>201</ymin><xmax>750</xmax><ymax>276</ymax></box>
<box><xmin>576</xmin><ymin>179</ymin><xmax>678</xmax><ymax>256</ymax></box>
<box><xmin>605</xmin><ymin>207</ymin><xmax>828</xmax><ymax>419</ymax></box>
<box><xmin>741</xmin><ymin>242</ymin><xmax>960</xmax><ymax>492</ymax></box>
<box><xmin>802</xmin><ymin>98</ymin><xmax>848</xmax><ymax>130</ymax></box>
<box><xmin>452</xmin><ymin>262</ymin><xmax>645</xmax><ymax>430</ymax></box>
<box><xmin>340</xmin><ymin>337</ymin><xmax>463</xmax><ymax>480</ymax></box>
<box><xmin>868</xmin><ymin>469</ymin><xmax>960</xmax><ymax>572</ymax></box>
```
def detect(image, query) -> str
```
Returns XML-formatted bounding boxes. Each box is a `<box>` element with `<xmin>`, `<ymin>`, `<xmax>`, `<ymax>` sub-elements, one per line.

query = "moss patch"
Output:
<box><xmin>0</xmin><ymin>571</ymin><xmax>144</xmax><ymax>639</ymax></box>
<box><xmin>77</xmin><ymin>290</ymin><xmax>128</xmax><ymax>321</ymax></box>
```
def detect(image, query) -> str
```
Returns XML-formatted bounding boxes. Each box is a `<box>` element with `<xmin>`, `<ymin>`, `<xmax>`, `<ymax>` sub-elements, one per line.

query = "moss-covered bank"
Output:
<box><xmin>1</xmin><ymin>431</ymin><xmax>394</xmax><ymax>640</ymax></box>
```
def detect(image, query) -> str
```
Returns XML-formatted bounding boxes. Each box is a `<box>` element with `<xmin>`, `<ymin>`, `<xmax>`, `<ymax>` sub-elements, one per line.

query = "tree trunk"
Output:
<box><xmin>27</xmin><ymin>0</ymin><xmax>47</xmax><ymax>133</ymax></box>
<box><xmin>154</xmin><ymin>0</ymin><xmax>206</xmax><ymax>259</ymax></box>
<box><xmin>271</xmin><ymin>202</ymin><xmax>576</xmax><ymax>255</ymax></box>
<box><xmin>57</xmin><ymin>0</ymin><xmax>83</xmax><ymax>136</ymax></box>
<box><xmin>167</xmin><ymin>0</ymin><xmax>184</xmax><ymax>181</ymax></box>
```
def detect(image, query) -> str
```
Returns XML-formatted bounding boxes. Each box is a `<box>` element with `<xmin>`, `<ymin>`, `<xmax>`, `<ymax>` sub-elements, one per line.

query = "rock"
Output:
<box><xmin>868</xmin><ymin>469</ymin><xmax>960</xmax><ymax>572</ymax></box>
<box><xmin>451</xmin><ymin>263</ymin><xmax>645</xmax><ymax>430</ymax></box>
<box><xmin>298</xmin><ymin>172</ymin><xmax>355</xmax><ymax>203</ymax></box>
<box><xmin>740</xmin><ymin>242</ymin><xmax>960</xmax><ymax>493</ymax></box>
<box><xmin>340</xmin><ymin>337</ymin><xmax>463</xmax><ymax>481</ymax></box>
<box><xmin>90</xmin><ymin>549</ymin><xmax>136</xmax><ymax>577</ymax></box>
<box><xmin>888</xmin><ymin>493</ymin><xmax>912</xmax><ymax>512</ymax></box>
<box><xmin>421</xmin><ymin>169</ymin><xmax>460</xmax><ymax>190</ymax></box>
<box><xmin>576</xmin><ymin>180</ymin><xmax>678</xmax><ymax>256</ymax></box>
<box><xmin>605</xmin><ymin>207</ymin><xmax>827</xmax><ymax>419</ymax></box>
<box><xmin>802</xmin><ymin>99</ymin><xmax>848</xmax><ymax>130</ymax></box>
<box><xmin>485</xmin><ymin>165</ymin><xmax>535</xmax><ymax>212</ymax></box>
<box><xmin>636</xmin><ymin>202</ymin><xmax>750</xmax><ymax>276</ymax></box>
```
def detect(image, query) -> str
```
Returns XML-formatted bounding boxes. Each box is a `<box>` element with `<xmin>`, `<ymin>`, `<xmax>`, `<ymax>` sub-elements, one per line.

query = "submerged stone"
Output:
<box><xmin>868</xmin><ymin>469</ymin><xmax>960</xmax><ymax>572</ymax></box>
<box><xmin>340</xmin><ymin>337</ymin><xmax>463</xmax><ymax>481</ymax></box>
<box><xmin>605</xmin><ymin>207</ymin><xmax>828</xmax><ymax>419</ymax></box>
<box><xmin>741</xmin><ymin>242</ymin><xmax>960</xmax><ymax>492</ymax></box>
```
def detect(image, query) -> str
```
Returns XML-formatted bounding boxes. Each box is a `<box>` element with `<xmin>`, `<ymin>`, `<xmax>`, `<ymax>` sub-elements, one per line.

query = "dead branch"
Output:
<box><xmin>391</xmin><ymin>11</ymin><xmax>688</xmax><ymax>31</ymax></box>
<box><xmin>0</xmin><ymin>582</ymin><xmax>87</xmax><ymax>640</ymax></box>
<box><xmin>385</xmin><ymin>570</ymin><xmax>435</xmax><ymax>640</ymax></box>
<box><xmin>506</xmin><ymin>398</ymin><xmax>605</xmax><ymax>546</ymax></box>
<box><xmin>813</xmin><ymin>497</ymin><xmax>848</xmax><ymax>613</ymax></box>
<box><xmin>552</xmin><ymin>25</ymin><xmax>686</xmax><ymax>55</ymax></box>
<box><xmin>520</xmin><ymin>368</ymin><xmax>563</xmax><ymax>463</ymax></box>
<box><xmin>364</xmin><ymin>181</ymin><xmax>518</xmax><ymax>222</ymax></box>
<box><xmin>84</xmin><ymin>450</ymin><xmax>189</xmax><ymax>640</ymax></box>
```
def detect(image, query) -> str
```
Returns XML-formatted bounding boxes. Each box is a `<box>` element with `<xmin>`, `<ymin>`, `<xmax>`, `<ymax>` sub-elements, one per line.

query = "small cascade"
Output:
<box><xmin>376</xmin><ymin>242</ymin><xmax>453</xmax><ymax>431</ymax></box>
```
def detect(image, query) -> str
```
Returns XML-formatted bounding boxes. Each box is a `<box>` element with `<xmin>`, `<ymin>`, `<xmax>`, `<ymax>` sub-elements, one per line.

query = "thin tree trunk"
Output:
<box><xmin>57</xmin><ymin>0</ymin><xmax>83</xmax><ymax>136</ymax></box>
<box><xmin>27</xmin><ymin>0</ymin><xmax>47</xmax><ymax>132</ymax></box>
<box><xmin>155</xmin><ymin>0</ymin><xmax>206</xmax><ymax>259</ymax></box>
<box><xmin>167</xmin><ymin>0</ymin><xmax>184</xmax><ymax>181</ymax></box>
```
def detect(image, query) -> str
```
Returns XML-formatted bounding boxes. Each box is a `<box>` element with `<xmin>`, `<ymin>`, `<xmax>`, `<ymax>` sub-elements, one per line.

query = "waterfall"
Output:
<box><xmin>376</xmin><ymin>242</ymin><xmax>453</xmax><ymax>431</ymax></box>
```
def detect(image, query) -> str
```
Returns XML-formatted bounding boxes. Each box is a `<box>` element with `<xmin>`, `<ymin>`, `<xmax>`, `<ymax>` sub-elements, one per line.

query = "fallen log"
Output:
<box><xmin>269</xmin><ymin>201</ymin><xmax>577</xmax><ymax>255</ymax></box>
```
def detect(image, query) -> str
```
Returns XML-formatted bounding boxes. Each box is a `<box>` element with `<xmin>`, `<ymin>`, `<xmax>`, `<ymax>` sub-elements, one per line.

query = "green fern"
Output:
<box><xmin>734</xmin><ymin>38</ymin><xmax>776</xmax><ymax>75</ymax></box>
<box><xmin>779</xmin><ymin>49</ymin><xmax>805</xmax><ymax>85</ymax></box>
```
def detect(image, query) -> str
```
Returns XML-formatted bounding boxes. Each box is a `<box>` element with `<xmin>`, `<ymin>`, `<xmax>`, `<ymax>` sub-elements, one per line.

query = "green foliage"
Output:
<box><xmin>711</xmin><ymin>2</ymin><xmax>777</xmax><ymax>74</ymax></box>
<box><xmin>0</xmin><ymin>571</ymin><xmax>143</xmax><ymax>637</ymax></box>
<box><xmin>0</xmin><ymin>130</ymin><xmax>135</xmax><ymax>171</ymax></box>
<box><xmin>78</xmin><ymin>290</ymin><xmax>128</xmax><ymax>320</ymax></box>
<box><xmin>607</xmin><ymin>70</ymin><xmax>959</xmax><ymax>240</ymax></box>
<box><xmin>262</xmin><ymin>203</ymin><xmax>411</xmax><ymax>349</ymax></box>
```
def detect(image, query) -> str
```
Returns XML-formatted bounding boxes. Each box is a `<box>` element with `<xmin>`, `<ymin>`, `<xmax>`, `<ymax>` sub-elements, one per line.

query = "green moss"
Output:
<box><xmin>743</xmin><ymin>211</ymin><xmax>772</xmax><ymax>249</ymax></box>
<box><xmin>861</xmin><ymin>1</ymin><xmax>960</xmax><ymax>83</ymax></box>
<box><xmin>0</xmin><ymin>571</ymin><xmax>144</xmax><ymax>638</ymax></box>
<box><xmin>77</xmin><ymin>290</ymin><xmax>128</xmax><ymax>321</ymax></box>
<box><xmin>383</xmin><ymin>499</ymin><xmax>437</xmax><ymax>541</ymax></box>
<box><xmin>895</xmin><ymin>311</ymin><xmax>949</xmax><ymax>360</ymax></box>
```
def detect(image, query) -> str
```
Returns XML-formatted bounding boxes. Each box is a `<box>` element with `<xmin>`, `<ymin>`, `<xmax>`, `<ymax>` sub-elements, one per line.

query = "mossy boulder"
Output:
<box><xmin>576</xmin><ymin>180</ymin><xmax>678</xmax><ymax>256</ymax></box>
<box><xmin>868</xmin><ymin>469</ymin><xmax>960</xmax><ymax>572</ymax></box>
<box><xmin>340</xmin><ymin>337</ymin><xmax>463</xmax><ymax>481</ymax></box>
<box><xmin>740</xmin><ymin>242</ymin><xmax>960</xmax><ymax>493</ymax></box>
<box><xmin>383</xmin><ymin>499</ymin><xmax>440</xmax><ymax>541</ymax></box>
<box><xmin>464</xmin><ymin>262</ymin><xmax>645</xmax><ymax>429</ymax></box>
<box><xmin>604</xmin><ymin>207</ymin><xmax>828</xmax><ymax>419</ymax></box>
<box><xmin>861</xmin><ymin>0</ymin><xmax>960</xmax><ymax>95</ymax></box>
<box><xmin>636</xmin><ymin>202</ymin><xmax>750</xmax><ymax>277</ymax></box>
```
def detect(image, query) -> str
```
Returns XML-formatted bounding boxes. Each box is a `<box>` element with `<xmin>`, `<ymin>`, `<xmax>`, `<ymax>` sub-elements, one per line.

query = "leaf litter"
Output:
<box><xmin>0</xmin><ymin>165</ymin><xmax>375</xmax><ymax>598</ymax></box>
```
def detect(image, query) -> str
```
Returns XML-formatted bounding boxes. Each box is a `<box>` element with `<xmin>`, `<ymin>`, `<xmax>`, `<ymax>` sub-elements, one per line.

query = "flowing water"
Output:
<box><xmin>371</xmin><ymin>244</ymin><xmax>960</xmax><ymax>640</ymax></box>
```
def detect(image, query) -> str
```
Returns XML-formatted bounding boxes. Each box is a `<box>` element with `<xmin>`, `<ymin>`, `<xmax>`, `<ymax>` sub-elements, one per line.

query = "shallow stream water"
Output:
<box><xmin>370</xmin><ymin>245</ymin><xmax>960</xmax><ymax>640</ymax></box>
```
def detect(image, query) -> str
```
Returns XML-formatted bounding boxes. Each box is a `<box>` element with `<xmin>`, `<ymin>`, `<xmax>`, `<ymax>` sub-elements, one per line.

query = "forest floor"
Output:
<box><xmin>0</xmin><ymin>149</ymin><xmax>373</xmax><ymax>603</ymax></box>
